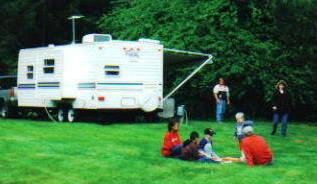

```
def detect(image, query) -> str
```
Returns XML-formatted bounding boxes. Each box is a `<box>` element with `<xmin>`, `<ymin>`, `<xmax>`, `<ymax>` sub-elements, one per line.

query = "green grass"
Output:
<box><xmin>0</xmin><ymin>119</ymin><xmax>316</xmax><ymax>184</ymax></box>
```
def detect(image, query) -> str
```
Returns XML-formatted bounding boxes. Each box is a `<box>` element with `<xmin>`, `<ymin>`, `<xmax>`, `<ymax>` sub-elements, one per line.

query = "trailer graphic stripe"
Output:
<box><xmin>78</xmin><ymin>83</ymin><xmax>96</xmax><ymax>89</ymax></box>
<box><xmin>97</xmin><ymin>83</ymin><xmax>143</xmax><ymax>86</ymax></box>
<box><xmin>18</xmin><ymin>83</ymin><xmax>36</xmax><ymax>89</ymax></box>
<box><xmin>78</xmin><ymin>83</ymin><xmax>144</xmax><ymax>89</ymax></box>
<box><xmin>38</xmin><ymin>82</ymin><xmax>60</xmax><ymax>88</ymax></box>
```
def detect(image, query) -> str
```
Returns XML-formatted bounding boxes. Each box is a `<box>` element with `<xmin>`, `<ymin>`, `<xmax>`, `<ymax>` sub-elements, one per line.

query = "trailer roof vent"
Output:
<box><xmin>138</xmin><ymin>38</ymin><xmax>160</xmax><ymax>44</ymax></box>
<box><xmin>82</xmin><ymin>34</ymin><xmax>112</xmax><ymax>43</ymax></box>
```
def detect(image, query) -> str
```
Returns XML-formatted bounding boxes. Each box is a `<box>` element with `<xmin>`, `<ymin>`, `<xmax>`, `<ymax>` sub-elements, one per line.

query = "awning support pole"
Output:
<box><xmin>163</xmin><ymin>55</ymin><xmax>213</xmax><ymax>101</ymax></box>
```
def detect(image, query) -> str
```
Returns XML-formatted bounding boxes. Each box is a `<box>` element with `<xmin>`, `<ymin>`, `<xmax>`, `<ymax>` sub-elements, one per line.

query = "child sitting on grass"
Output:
<box><xmin>234</xmin><ymin>112</ymin><xmax>253</xmax><ymax>161</ymax></box>
<box><xmin>234</xmin><ymin>112</ymin><xmax>253</xmax><ymax>141</ymax></box>
<box><xmin>198</xmin><ymin>128</ymin><xmax>222</xmax><ymax>163</ymax></box>
<box><xmin>180</xmin><ymin>131</ymin><xmax>200</xmax><ymax>161</ymax></box>
<box><xmin>161</xmin><ymin>119</ymin><xmax>182</xmax><ymax>158</ymax></box>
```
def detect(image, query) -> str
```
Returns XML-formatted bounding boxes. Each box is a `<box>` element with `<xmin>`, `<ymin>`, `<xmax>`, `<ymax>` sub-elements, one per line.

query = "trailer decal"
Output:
<box><xmin>97</xmin><ymin>83</ymin><xmax>143</xmax><ymax>86</ymax></box>
<box><xmin>37</xmin><ymin>82</ymin><xmax>60</xmax><ymax>88</ymax></box>
<box><xmin>18</xmin><ymin>84</ymin><xmax>36</xmax><ymax>89</ymax></box>
<box><xmin>78</xmin><ymin>83</ymin><xmax>96</xmax><ymax>89</ymax></box>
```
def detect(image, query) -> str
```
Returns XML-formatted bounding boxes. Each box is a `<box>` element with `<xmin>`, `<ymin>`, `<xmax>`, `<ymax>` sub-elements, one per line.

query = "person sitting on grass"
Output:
<box><xmin>161</xmin><ymin>119</ymin><xmax>182</xmax><ymax>158</ymax></box>
<box><xmin>234</xmin><ymin>112</ymin><xmax>253</xmax><ymax>161</ymax></box>
<box><xmin>198</xmin><ymin>128</ymin><xmax>222</xmax><ymax>163</ymax></box>
<box><xmin>234</xmin><ymin>112</ymin><xmax>253</xmax><ymax>141</ymax></box>
<box><xmin>240</xmin><ymin>126</ymin><xmax>273</xmax><ymax>166</ymax></box>
<box><xmin>180</xmin><ymin>131</ymin><xmax>200</xmax><ymax>161</ymax></box>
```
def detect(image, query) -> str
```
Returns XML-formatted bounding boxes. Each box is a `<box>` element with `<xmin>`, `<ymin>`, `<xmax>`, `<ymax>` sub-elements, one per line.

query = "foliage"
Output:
<box><xmin>0</xmin><ymin>0</ymin><xmax>111</xmax><ymax>74</ymax></box>
<box><xmin>0</xmin><ymin>0</ymin><xmax>316</xmax><ymax>120</ymax></box>
<box><xmin>98</xmin><ymin>0</ymin><xmax>317</xmax><ymax>120</ymax></box>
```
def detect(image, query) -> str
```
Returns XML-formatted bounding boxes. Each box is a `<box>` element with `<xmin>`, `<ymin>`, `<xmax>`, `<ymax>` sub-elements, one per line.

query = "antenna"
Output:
<box><xmin>68</xmin><ymin>15</ymin><xmax>84</xmax><ymax>44</ymax></box>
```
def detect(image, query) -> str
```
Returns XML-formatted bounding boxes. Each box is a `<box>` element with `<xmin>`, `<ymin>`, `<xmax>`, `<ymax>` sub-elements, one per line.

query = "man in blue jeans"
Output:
<box><xmin>213</xmin><ymin>78</ymin><xmax>230</xmax><ymax>123</ymax></box>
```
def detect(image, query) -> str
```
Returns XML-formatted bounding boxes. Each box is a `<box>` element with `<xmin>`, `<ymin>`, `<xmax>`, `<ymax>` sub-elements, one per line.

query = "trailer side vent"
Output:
<box><xmin>104</xmin><ymin>65</ymin><xmax>119</xmax><ymax>76</ymax></box>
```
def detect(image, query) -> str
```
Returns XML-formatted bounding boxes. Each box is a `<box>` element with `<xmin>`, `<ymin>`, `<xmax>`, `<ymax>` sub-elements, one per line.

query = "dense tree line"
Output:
<box><xmin>0</xmin><ymin>0</ymin><xmax>316</xmax><ymax>121</ymax></box>
<box><xmin>0</xmin><ymin>0</ymin><xmax>111</xmax><ymax>74</ymax></box>
<box><xmin>99</xmin><ymin>0</ymin><xmax>317</xmax><ymax>121</ymax></box>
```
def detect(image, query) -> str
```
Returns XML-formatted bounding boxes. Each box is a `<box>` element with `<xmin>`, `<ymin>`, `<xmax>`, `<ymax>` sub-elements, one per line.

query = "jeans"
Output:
<box><xmin>216</xmin><ymin>100</ymin><xmax>226</xmax><ymax>122</ymax></box>
<box><xmin>170</xmin><ymin>144</ymin><xmax>183</xmax><ymax>158</ymax></box>
<box><xmin>272</xmin><ymin>113</ymin><xmax>288</xmax><ymax>136</ymax></box>
<box><xmin>198</xmin><ymin>157</ymin><xmax>221</xmax><ymax>163</ymax></box>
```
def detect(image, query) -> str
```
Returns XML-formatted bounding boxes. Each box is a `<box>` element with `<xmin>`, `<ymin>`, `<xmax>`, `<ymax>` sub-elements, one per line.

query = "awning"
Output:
<box><xmin>163</xmin><ymin>48</ymin><xmax>211</xmax><ymax>64</ymax></box>
<box><xmin>163</xmin><ymin>48</ymin><xmax>213</xmax><ymax>101</ymax></box>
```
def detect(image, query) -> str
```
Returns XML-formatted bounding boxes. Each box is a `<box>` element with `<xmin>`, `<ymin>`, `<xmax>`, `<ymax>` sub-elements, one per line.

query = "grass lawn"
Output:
<box><xmin>0</xmin><ymin>119</ymin><xmax>316</xmax><ymax>184</ymax></box>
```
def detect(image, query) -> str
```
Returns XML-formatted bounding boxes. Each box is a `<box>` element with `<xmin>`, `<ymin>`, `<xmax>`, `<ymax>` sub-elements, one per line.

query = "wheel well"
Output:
<box><xmin>54</xmin><ymin>100</ymin><xmax>74</xmax><ymax>109</ymax></box>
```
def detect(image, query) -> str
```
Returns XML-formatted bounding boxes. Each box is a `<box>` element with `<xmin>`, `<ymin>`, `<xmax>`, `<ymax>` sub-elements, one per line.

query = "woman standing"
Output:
<box><xmin>271</xmin><ymin>80</ymin><xmax>292</xmax><ymax>137</ymax></box>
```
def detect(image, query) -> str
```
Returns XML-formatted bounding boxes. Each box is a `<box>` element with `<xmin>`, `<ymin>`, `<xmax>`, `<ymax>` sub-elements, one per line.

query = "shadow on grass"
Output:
<box><xmin>3</xmin><ymin>110</ymin><xmax>167</xmax><ymax>126</ymax></box>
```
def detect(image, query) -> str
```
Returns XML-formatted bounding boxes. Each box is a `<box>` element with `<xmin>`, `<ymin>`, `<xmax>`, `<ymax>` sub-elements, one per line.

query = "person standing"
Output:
<box><xmin>271</xmin><ymin>80</ymin><xmax>292</xmax><ymax>137</ymax></box>
<box><xmin>213</xmin><ymin>78</ymin><xmax>230</xmax><ymax>123</ymax></box>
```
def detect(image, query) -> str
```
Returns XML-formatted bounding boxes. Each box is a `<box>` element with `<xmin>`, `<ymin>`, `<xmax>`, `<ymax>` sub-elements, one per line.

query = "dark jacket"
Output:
<box><xmin>272</xmin><ymin>90</ymin><xmax>292</xmax><ymax>113</ymax></box>
<box><xmin>180</xmin><ymin>139</ymin><xmax>200</xmax><ymax>161</ymax></box>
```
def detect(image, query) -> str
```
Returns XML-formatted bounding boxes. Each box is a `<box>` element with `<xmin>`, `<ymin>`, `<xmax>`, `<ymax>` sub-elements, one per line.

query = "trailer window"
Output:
<box><xmin>44</xmin><ymin>59</ymin><xmax>55</xmax><ymax>66</ymax></box>
<box><xmin>104</xmin><ymin>65</ymin><xmax>119</xmax><ymax>76</ymax></box>
<box><xmin>43</xmin><ymin>59</ymin><xmax>55</xmax><ymax>74</ymax></box>
<box><xmin>27</xmin><ymin>65</ymin><xmax>34</xmax><ymax>79</ymax></box>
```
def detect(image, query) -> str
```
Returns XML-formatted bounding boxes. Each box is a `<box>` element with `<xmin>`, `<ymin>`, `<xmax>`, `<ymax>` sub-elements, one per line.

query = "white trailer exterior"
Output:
<box><xmin>17</xmin><ymin>34</ymin><xmax>164</xmax><ymax>121</ymax></box>
<box><xmin>17</xmin><ymin>34</ymin><xmax>213</xmax><ymax>122</ymax></box>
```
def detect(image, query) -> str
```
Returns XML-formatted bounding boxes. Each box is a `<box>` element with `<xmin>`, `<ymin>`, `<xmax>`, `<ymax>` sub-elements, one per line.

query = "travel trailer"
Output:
<box><xmin>16</xmin><ymin>34</ymin><xmax>212</xmax><ymax>122</ymax></box>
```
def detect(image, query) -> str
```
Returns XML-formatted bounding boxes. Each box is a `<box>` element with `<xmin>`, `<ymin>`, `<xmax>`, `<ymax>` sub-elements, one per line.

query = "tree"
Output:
<box><xmin>0</xmin><ymin>0</ymin><xmax>112</xmax><ymax>75</ymax></box>
<box><xmin>98</xmin><ymin>0</ymin><xmax>317</xmax><ymax>120</ymax></box>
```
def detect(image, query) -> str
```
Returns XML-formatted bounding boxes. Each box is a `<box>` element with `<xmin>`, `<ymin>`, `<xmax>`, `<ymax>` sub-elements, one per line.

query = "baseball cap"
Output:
<box><xmin>204</xmin><ymin>128</ymin><xmax>216</xmax><ymax>136</ymax></box>
<box><xmin>242</xmin><ymin>126</ymin><xmax>254</xmax><ymax>134</ymax></box>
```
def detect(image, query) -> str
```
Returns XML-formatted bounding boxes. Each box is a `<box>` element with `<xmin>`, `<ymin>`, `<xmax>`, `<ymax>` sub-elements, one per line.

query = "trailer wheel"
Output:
<box><xmin>66</xmin><ymin>109</ymin><xmax>75</xmax><ymax>122</ymax></box>
<box><xmin>0</xmin><ymin>104</ymin><xmax>8</xmax><ymax>118</ymax></box>
<box><xmin>57</xmin><ymin>108</ymin><xmax>65</xmax><ymax>122</ymax></box>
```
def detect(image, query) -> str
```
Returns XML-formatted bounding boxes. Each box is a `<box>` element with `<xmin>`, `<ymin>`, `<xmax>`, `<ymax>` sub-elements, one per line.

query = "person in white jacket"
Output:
<box><xmin>213</xmin><ymin>78</ymin><xmax>230</xmax><ymax>123</ymax></box>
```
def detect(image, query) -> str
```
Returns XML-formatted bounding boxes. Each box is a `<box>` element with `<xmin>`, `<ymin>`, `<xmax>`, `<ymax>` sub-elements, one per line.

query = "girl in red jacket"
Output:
<box><xmin>161</xmin><ymin>119</ymin><xmax>182</xmax><ymax>157</ymax></box>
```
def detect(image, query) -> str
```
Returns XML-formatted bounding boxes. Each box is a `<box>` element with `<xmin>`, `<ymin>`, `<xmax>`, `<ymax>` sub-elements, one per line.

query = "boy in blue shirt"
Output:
<box><xmin>198</xmin><ymin>128</ymin><xmax>221</xmax><ymax>163</ymax></box>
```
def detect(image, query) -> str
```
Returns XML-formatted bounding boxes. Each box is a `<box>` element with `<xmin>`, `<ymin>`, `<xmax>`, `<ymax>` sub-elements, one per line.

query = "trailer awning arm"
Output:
<box><xmin>163</xmin><ymin>48</ymin><xmax>213</xmax><ymax>101</ymax></box>
<box><xmin>164</xmin><ymin>48</ymin><xmax>211</xmax><ymax>58</ymax></box>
